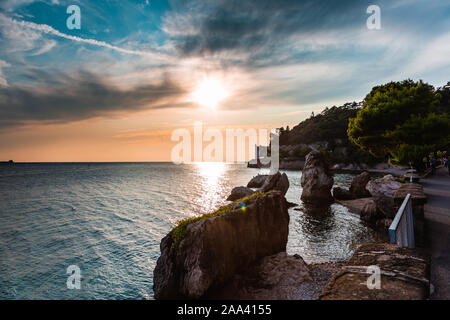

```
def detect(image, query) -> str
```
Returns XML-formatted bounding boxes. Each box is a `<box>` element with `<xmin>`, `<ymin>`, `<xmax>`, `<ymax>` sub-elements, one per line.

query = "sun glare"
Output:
<box><xmin>192</xmin><ymin>78</ymin><xmax>228</xmax><ymax>109</ymax></box>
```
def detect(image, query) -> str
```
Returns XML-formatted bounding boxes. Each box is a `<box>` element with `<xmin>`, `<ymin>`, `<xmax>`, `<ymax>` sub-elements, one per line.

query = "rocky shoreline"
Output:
<box><xmin>154</xmin><ymin>151</ymin><xmax>429</xmax><ymax>300</ymax></box>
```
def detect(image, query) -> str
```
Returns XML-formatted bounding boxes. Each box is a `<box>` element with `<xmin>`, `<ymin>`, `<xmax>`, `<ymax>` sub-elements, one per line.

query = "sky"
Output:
<box><xmin>0</xmin><ymin>0</ymin><xmax>449</xmax><ymax>162</ymax></box>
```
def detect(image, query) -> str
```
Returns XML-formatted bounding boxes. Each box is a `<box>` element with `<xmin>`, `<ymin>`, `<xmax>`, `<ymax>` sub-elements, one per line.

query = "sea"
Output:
<box><xmin>0</xmin><ymin>162</ymin><xmax>384</xmax><ymax>299</ymax></box>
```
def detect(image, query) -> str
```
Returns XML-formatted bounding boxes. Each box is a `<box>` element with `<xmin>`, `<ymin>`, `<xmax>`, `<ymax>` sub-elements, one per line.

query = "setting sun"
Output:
<box><xmin>192</xmin><ymin>78</ymin><xmax>228</xmax><ymax>109</ymax></box>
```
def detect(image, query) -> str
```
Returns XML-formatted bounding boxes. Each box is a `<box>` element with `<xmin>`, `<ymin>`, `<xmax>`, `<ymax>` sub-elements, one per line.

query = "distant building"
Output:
<box><xmin>255</xmin><ymin>145</ymin><xmax>269</xmax><ymax>161</ymax></box>
<box><xmin>248</xmin><ymin>145</ymin><xmax>270</xmax><ymax>168</ymax></box>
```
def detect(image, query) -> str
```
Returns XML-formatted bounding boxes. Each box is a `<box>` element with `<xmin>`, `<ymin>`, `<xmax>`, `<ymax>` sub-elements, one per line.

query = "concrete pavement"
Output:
<box><xmin>421</xmin><ymin>166</ymin><xmax>450</xmax><ymax>299</ymax></box>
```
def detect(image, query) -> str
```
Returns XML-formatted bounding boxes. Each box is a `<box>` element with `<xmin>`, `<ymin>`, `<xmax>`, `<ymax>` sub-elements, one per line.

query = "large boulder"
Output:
<box><xmin>373</xmin><ymin>195</ymin><xmax>396</xmax><ymax>219</ymax></box>
<box><xmin>230</xmin><ymin>172</ymin><xmax>290</xmax><ymax>201</ymax></box>
<box><xmin>333</xmin><ymin>187</ymin><xmax>356</xmax><ymax>200</ymax></box>
<box><xmin>260</xmin><ymin>172</ymin><xmax>281</xmax><ymax>192</ymax></box>
<box><xmin>349</xmin><ymin>172</ymin><xmax>372</xmax><ymax>198</ymax></box>
<box><xmin>247</xmin><ymin>175</ymin><xmax>269</xmax><ymax>188</ymax></box>
<box><xmin>259</xmin><ymin>172</ymin><xmax>290</xmax><ymax>196</ymax></box>
<box><xmin>274</xmin><ymin>172</ymin><xmax>290</xmax><ymax>196</ymax></box>
<box><xmin>301</xmin><ymin>151</ymin><xmax>334</xmax><ymax>205</ymax></box>
<box><xmin>226</xmin><ymin>186</ymin><xmax>254</xmax><ymax>201</ymax></box>
<box><xmin>359</xmin><ymin>199</ymin><xmax>379</xmax><ymax>224</ymax></box>
<box><xmin>366</xmin><ymin>174</ymin><xmax>402</xmax><ymax>198</ymax></box>
<box><xmin>153</xmin><ymin>192</ymin><xmax>290</xmax><ymax>299</ymax></box>
<box><xmin>211</xmin><ymin>252</ymin><xmax>313</xmax><ymax>300</ymax></box>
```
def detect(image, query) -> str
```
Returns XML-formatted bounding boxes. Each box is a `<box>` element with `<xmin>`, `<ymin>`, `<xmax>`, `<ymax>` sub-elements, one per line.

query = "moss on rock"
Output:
<box><xmin>171</xmin><ymin>191</ymin><xmax>273</xmax><ymax>249</ymax></box>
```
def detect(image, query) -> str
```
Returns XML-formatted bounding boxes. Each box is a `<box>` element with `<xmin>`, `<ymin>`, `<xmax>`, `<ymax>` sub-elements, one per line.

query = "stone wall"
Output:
<box><xmin>319</xmin><ymin>243</ymin><xmax>430</xmax><ymax>300</ymax></box>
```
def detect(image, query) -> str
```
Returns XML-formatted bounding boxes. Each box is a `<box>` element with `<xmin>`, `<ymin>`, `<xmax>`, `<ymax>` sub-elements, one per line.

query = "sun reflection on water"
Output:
<box><xmin>193</xmin><ymin>162</ymin><xmax>227</xmax><ymax>214</ymax></box>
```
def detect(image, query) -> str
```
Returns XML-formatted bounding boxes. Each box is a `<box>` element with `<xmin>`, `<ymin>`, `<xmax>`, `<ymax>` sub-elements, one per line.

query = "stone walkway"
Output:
<box><xmin>421</xmin><ymin>166</ymin><xmax>450</xmax><ymax>300</ymax></box>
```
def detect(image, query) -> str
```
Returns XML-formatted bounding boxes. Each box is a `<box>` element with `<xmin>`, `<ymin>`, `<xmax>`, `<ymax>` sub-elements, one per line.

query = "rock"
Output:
<box><xmin>335</xmin><ymin>197</ymin><xmax>374</xmax><ymax>214</ymax></box>
<box><xmin>226</xmin><ymin>186</ymin><xmax>254</xmax><ymax>201</ymax></box>
<box><xmin>257</xmin><ymin>171</ymin><xmax>290</xmax><ymax>196</ymax></box>
<box><xmin>246</xmin><ymin>175</ymin><xmax>269</xmax><ymax>188</ymax></box>
<box><xmin>333</xmin><ymin>187</ymin><xmax>356</xmax><ymax>200</ymax></box>
<box><xmin>261</xmin><ymin>172</ymin><xmax>281</xmax><ymax>192</ymax></box>
<box><xmin>366</xmin><ymin>174</ymin><xmax>402</xmax><ymax>198</ymax></box>
<box><xmin>274</xmin><ymin>173</ymin><xmax>290</xmax><ymax>196</ymax></box>
<box><xmin>153</xmin><ymin>192</ymin><xmax>290</xmax><ymax>299</ymax></box>
<box><xmin>360</xmin><ymin>199</ymin><xmax>379</xmax><ymax>224</ymax></box>
<box><xmin>376</xmin><ymin>218</ymin><xmax>393</xmax><ymax>229</ymax></box>
<box><xmin>349</xmin><ymin>171</ymin><xmax>371</xmax><ymax>198</ymax></box>
<box><xmin>337</xmin><ymin>195</ymin><xmax>394</xmax><ymax>229</ymax></box>
<box><xmin>211</xmin><ymin>252</ymin><xmax>313</xmax><ymax>300</ymax></box>
<box><xmin>374</xmin><ymin>195</ymin><xmax>396</xmax><ymax>219</ymax></box>
<box><xmin>319</xmin><ymin>243</ymin><xmax>430</xmax><ymax>300</ymax></box>
<box><xmin>300</xmin><ymin>151</ymin><xmax>334</xmax><ymax>205</ymax></box>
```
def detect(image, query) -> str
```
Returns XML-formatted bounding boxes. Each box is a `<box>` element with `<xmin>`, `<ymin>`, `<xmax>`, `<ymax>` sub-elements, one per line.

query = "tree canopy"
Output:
<box><xmin>348</xmin><ymin>80</ymin><xmax>449</xmax><ymax>168</ymax></box>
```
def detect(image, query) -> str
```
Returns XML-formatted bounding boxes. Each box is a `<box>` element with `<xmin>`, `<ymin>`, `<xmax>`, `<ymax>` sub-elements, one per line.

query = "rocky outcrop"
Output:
<box><xmin>301</xmin><ymin>151</ymin><xmax>334</xmax><ymax>205</ymax></box>
<box><xmin>335</xmin><ymin>197</ymin><xmax>374</xmax><ymax>214</ymax></box>
<box><xmin>228</xmin><ymin>172</ymin><xmax>290</xmax><ymax>201</ymax></box>
<box><xmin>366</xmin><ymin>174</ymin><xmax>402</xmax><ymax>198</ymax></box>
<box><xmin>261</xmin><ymin>172</ymin><xmax>289</xmax><ymax>196</ymax></box>
<box><xmin>153</xmin><ymin>192</ymin><xmax>290</xmax><ymax>299</ymax></box>
<box><xmin>373</xmin><ymin>195</ymin><xmax>396</xmax><ymax>219</ymax></box>
<box><xmin>334</xmin><ymin>174</ymin><xmax>401</xmax><ymax>230</ymax></box>
<box><xmin>350</xmin><ymin>171</ymin><xmax>371</xmax><ymax>198</ymax></box>
<box><xmin>336</xmin><ymin>196</ymin><xmax>393</xmax><ymax>230</ymax></box>
<box><xmin>359</xmin><ymin>199</ymin><xmax>380</xmax><ymax>224</ymax></box>
<box><xmin>319</xmin><ymin>243</ymin><xmax>430</xmax><ymax>300</ymax></box>
<box><xmin>226</xmin><ymin>186</ymin><xmax>254</xmax><ymax>201</ymax></box>
<box><xmin>247</xmin><ymin>175</ymin><xmax>269</xmax><ymax>188</ymax></box>
<box><xmin>333</xmin><ymin>187</ymin><xmax>356</xmax><ymax>200</ymax></box>
<box><xmin>211</xmin><ymin>252</ymin><xmax>314</xmax><ymax>299</ymax></box>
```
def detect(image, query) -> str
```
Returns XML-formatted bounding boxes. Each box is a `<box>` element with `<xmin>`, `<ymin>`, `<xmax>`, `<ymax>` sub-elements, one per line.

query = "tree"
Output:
<box><xmin>436</xmin><ymin>82</ymin><xmax>450</xmax><ymax>114</ymax></box>
<box><xmin>348</xmin><ymin>79</ymin><xmax>448</xmax><ymax>169</ymax></box>
<box><xmin>389</xmin><ymin>113</ymin><xmax>450</xmax><ymax>166</ymax></box>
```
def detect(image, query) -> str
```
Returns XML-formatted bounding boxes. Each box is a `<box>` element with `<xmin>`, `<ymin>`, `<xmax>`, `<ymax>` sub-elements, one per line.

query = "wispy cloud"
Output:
<box><xmin>1</xmin><ymin>13</ymin><xmax>167</xmax><ymax>59</ymax></box>
<box><xmin>29</xmin><ymin>39</ymin><xmax>56</xmax><ymax>56</ymax></box>
<box><xmin>0</xmin><ymin>59</ymin><xmax>11</xmax><ymax>87</ymax></box>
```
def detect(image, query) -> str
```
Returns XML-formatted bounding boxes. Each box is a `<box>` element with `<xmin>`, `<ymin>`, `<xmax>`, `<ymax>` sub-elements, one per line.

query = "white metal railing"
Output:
<box><xmin>389</xmin><ymin>193</ymin><xmax>415</xmax><ymax>247</ymax></box>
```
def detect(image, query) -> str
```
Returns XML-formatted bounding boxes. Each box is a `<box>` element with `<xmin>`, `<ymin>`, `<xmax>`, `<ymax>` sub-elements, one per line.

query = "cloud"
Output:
<box><xmin>166</xmin><ymin>0</ymin><xmax>364</xmax><ymax>59</ymax></box>
<box><xmin>0</xmin><ymin>60</ymin><xmax>11</xmax><ymax>87</ymax></box>
<box><xmin>0</xmin><ymin>70</ymin><xmax>185</xmax><ymax>129</ymax></box>
<box><xmin>0</xmin><ymin>13</ymin><xmax>167</xmax><ymax>59</ymax></box>
<box><xmin>29</xmin><ymin>39</ymin><xmax>56</xmax><ymax>56</ymax></box>
<box><xmin>0</xmin><ymin>0</ymin><xmax>36</xmax><ymax>11</ymax></box>
<box><xmin>401</xmin><ymin>32</ymin><xmax>450</xmax><ymax>76</ymax></box>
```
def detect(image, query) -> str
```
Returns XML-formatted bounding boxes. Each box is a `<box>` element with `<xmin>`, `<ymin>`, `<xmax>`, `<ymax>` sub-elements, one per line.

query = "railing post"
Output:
<box><xmin>407</xmin><ymin>198</ymin><xmax>415</xmax><ymax>248</ymax></box>
<box><xmin>389</xmin><ymin>193</ymin><xmax>415</xmax><ymax>248</ymax></box>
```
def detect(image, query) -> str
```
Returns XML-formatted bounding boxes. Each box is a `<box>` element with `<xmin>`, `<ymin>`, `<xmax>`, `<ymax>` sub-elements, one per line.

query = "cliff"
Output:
<box><xmin>153</xmin><ymin>191</ymin><xmax>290</xmax><ymax>299</ymax></box>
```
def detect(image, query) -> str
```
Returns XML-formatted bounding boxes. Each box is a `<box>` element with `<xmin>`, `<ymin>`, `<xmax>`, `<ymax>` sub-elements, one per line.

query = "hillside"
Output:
<box><xmin>279</xmin><ymin>102</ymin><xmax>377</xmax><ymax>164</ymax></box>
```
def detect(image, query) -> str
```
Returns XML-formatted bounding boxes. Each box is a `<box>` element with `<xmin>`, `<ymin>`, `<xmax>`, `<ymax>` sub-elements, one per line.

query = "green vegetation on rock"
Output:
<box><xmin>171</xmin><ymin>191</ymin><xmax>272</xmax><ymax>250</ymax></box>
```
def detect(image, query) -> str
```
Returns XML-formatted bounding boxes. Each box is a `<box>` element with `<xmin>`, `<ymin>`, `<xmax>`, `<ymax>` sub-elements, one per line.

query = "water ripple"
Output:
<box><xmin>0</xmin><ymin>163</ymin><xmax>384</xmax><ymax>299</ymax></box>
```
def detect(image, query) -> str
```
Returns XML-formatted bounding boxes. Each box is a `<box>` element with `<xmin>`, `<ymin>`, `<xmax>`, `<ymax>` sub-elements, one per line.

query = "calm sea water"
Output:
<box><xmin>0</xmin><ymin>162</ymin><xmax>383</xmax><ymax>299</ymax></box>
